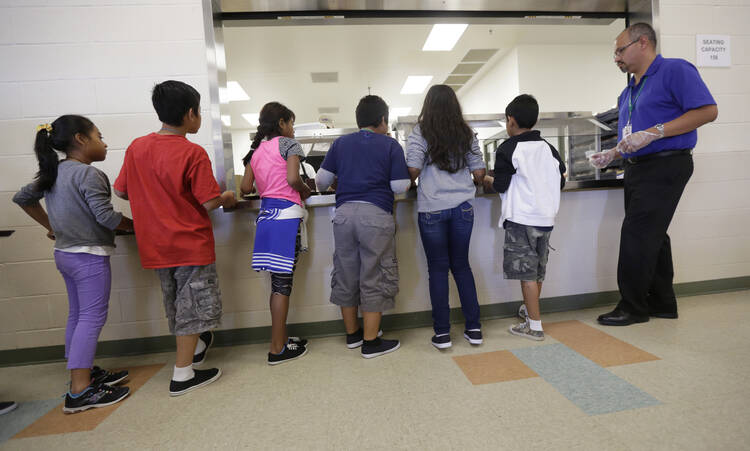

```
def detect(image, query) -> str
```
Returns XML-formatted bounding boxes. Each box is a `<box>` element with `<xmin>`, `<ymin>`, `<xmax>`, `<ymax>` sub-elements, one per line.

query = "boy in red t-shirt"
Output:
<box><xmin>114</xmin><ymin>80</ymin><xmax>236</xmax><ymax>396</ymax></box>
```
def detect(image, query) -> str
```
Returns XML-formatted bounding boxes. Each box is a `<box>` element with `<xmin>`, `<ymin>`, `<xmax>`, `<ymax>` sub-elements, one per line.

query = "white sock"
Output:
<box><xmin>173</xmin><ymin>364</ymin><xmax>195</xmax><ymax>382</ymax></box>
<box><xmin>529</xmin><ymin>319</ymin><xmax>543</xmax><ymax>332</ymax></box>
<box><xmin>194</xmin><ymin>338</ymin><xmax>206</xmax><ymax>355</ymax></box>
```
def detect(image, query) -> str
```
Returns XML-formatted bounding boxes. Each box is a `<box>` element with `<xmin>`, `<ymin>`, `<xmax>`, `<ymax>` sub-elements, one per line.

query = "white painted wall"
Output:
<box><xmin>658</xmin><ymin>0</ymin><xmax>750</xmax><ymax>282</ymax></box>
<box><xmin>0</xmin><ymin>0</ymin><xmax>216</xmax><ymax>350</ymax></box>
<box><xmin>460</xmin><ymin>48</ymin><xmax>520</xmax><ymax>115</ymax></box>
<box><xmin>516</xmin><ymin>44</ymin><xmax>623</xmax><ymax>114</ymax></box>
<box><xmin>231</xmin><ymin>129</ymin><xmax>252</xmax><ymax>176</ymax></box>
<box><xmin>0</xmin><ymin>1</ymin><xmax>748</xmax><ymax>353</ymax></box>
<box><xmin>460</xmin><ymin>44</ymin><xmax>623</xmax><ymax>115</ymax></box>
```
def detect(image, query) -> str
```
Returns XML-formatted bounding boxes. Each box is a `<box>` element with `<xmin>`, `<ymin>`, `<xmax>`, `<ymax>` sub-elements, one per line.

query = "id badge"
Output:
<box><xmin>623</xmin><ymin>124</ymin><xmax>632</xmax><ymax>138</ymax></box>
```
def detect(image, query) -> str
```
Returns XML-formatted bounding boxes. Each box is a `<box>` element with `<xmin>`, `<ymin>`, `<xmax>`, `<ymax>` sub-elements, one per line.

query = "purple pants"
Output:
<box><xmin>54</xmin><ymin>251</ymin><xmax>111</xmax><ymax>370</ymax></box>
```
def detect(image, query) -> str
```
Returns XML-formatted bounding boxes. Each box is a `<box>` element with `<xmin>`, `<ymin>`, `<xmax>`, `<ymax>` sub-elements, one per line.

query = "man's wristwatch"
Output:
<box><xmin>655</xmin><ymin>123</ymin><xmax>665</xmax><ymax>137</ymax></box>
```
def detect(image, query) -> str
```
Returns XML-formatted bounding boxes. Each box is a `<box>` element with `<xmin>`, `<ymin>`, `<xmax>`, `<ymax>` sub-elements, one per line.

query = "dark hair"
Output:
<box><xmin>33</xmin><ymin>115</ymin><xmax>96</xmax><ymax>191</ymax></box>
<box><xmin>151</xmin><ymin>80</ymin><xmax>201</xmax><ymax>126</ymax></box>
<box><xmin>505</xmin><ymin>94</ymin><xmax>539</xmax><ymax>129</ymax></box>
<box><xmin>243</xmin><ymin>102</ymin><xmax>296</xmax><ymax>166</ymax></box>
<box><xmin>627</xmin><ymin>22</ymin><xmax>657</xmax><ymax>48</ymax></box>
<box><xmin>417</xmin><ymin>85</ymin><xmax>474</xmax><ymax>173</ymax></box>
<box><xmin>355</xmin><ymin>95</ymin><xmax>388</xmax><ymax>129</ymax></box>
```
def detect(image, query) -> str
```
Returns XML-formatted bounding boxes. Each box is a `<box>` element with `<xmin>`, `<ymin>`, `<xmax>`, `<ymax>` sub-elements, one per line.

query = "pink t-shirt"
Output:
<box><xmin>250</xmin><ymin>136</ymin><xmax>304</xmax><ymax>206</ymax></box>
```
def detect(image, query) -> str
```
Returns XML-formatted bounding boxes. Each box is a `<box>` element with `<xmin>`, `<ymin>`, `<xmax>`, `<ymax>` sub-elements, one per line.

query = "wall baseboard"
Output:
<box><xmin>1</xmin><ymin>276</ymin><xmax>747</xmax><ymax>367</ymax></box>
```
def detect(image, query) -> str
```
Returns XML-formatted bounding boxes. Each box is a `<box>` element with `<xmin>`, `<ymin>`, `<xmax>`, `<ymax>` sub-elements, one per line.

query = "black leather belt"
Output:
<box><xmin>626</xmin><ymin>148</ymin><xmax>693</xmax><ymax>164</ymax></box>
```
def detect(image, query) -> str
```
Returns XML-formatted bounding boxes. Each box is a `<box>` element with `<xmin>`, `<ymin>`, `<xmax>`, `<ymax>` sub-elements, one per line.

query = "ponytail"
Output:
<box><xmin>32</xmin><ymin>115</ymin><xmax>95</xmax><ymax>191</ymax></box>
<box><xmin>242</xmin><ymin>102</ymin><xmax>296</xmax><ymax>167</ymax></box>
<box><xmin>33</xmin><ymin>127</ymin><xmax>59</xmax><ymax>192</ymax></box>
<box><xmin>250</xmin><ymin>122</ymin><xmax>273</xmax><ymax>151</ymax></box>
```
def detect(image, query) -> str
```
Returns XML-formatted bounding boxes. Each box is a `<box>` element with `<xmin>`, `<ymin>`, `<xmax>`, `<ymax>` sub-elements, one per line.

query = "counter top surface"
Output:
<box><xmin>225</xmin><ymin>178</ymin><xmax>623</xmax><ymax>212</ymax></box>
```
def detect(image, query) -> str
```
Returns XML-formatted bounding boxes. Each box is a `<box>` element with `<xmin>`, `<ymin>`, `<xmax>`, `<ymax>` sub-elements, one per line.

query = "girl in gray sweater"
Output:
<box><xmin>14</xmin><ymin>115</ymin><xmax>133</xmax><ymax>413</ymax></box>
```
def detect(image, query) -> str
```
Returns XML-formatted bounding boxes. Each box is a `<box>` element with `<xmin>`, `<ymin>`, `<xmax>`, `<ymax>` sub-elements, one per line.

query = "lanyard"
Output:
<box><xmin>627</xmin><ymin>76</ymin><xmax>647</xmax><ymax>125</ymax></box>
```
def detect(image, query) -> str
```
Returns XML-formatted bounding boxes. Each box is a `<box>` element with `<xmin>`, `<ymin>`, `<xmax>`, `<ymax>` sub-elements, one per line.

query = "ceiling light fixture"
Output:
<box><xmin>242</xmin><ymin>113</ymin><xmax>259</xmax><ymax>126</ymax></box>
<box><xmin>225</xmin><ymin>81</ymin><xmax>250</xmax><ymax>103</ymax></box>
<box><xmin>422</xmin><ymin>24</ymin><xmax>468</xmax><ymax>51</ymax></box>
<box><xmin>221</xmin><ymin>115</ymin><xmax>231</xmax><ymax>127</ymax></box>
<box><xmin>400</xmin><ymin>75</ymin><xmax>433</xmax><ymax>95</ymax></box>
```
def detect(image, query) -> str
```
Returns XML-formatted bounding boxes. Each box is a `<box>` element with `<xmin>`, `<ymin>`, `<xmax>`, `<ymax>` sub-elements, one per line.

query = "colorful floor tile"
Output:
<box><xmin>453</xmin><ymin>350</ymin><xmax>538</xmax><ymax>385</ymax></box>
<box><xmin>544</xmin><ymin>320</ymin><xmax>660</xmax><ymax>367</ymax></box>
<box><xmin>12</xmin><ymin>363</ymin><xmax>164</xmax><ymax>439</ymax></box>
<box><xmin>512</xmin><ymin>343</ymin><xmax>661</xmax><ymax>415</ymax></box>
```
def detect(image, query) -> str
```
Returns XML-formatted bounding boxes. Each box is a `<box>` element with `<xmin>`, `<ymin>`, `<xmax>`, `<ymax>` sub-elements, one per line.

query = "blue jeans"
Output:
<box><xmin>418</xmin><ymin>201</ymin><xmax>481</xmax><ymax>335</ymax></box>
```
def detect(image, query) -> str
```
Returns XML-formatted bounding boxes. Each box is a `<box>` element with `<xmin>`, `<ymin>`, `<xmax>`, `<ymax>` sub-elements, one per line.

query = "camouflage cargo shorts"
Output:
<box><xmin>155</xmin><ymin>263</ymin><xmax>222</xmax><ymax>336</ymax></box>
<box><xmin>503</xmin><ymin>221</ymin><xmax>552</xmax><ymax>282</ymax></box>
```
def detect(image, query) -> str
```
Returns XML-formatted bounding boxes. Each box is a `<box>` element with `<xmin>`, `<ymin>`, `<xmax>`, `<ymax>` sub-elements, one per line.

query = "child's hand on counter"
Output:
<box><xmin>300</xmin><ymin>184</ymin><xmax>312</xmax><ymax>200</ymax></box>
<box><xmin>482</xmin><ymin>175</ymin><xmax>495</xmax><ymax>193</ymax></box>
<box><xmin>221</xmin><ymin>190</ymin><xmax>237</xmax><ymax>208</ymax></box>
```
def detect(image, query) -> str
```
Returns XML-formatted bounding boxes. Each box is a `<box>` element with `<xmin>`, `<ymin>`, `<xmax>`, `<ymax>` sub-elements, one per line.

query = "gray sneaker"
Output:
<box><xmin>509</xmin><ymin>322</ymin><xmax>544</xmax><ymax>341</ymax></box>
<box><xmin>517</xmin><ymin>304</ymin><xmax>528</xmax><ymax>321</ymax></box>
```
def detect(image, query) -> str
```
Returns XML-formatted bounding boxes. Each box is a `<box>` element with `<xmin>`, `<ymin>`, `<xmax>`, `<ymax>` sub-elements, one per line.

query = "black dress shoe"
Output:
<box><xmin>597</xmin><ymin>308</ymin><xmax>649</xmax><ymax>326</ymax></box>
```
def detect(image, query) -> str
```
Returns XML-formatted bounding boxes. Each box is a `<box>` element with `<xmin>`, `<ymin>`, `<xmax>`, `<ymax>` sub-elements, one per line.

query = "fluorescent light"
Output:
<box><xmin>224</xmin><ymin>81</ymin><xmax>249</xmax><ymax>102</ymax></box>
<box><xmin>221</xmin><ymin>115</ymin><xmax>231</xmax><ymax>127</ymax></box>
<box><xmin>389</xmin><ymin>107</ymin><xmax>412</xmax><ymax>120</ymax></box>
<box><xmin>242</xmin><ymin>113</ymin><xmax>259</xmax><ymax>126</ymax></box>
<box><xmin>400</xmin><ymin>75</ymin><xmax>433</xmax><ymax>95</ymax></box>
<box><xmin>422</xmin><ymin>24</ymin><xmax>468</xmax><ymax>51</ymax></box>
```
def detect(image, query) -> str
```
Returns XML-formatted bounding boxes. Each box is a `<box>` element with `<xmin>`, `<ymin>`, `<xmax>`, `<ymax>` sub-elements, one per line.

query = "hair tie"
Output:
<box><xmin>36</xmin><ymin>123</ymin><xmax>53</xmax><ymax>133</ymax></box>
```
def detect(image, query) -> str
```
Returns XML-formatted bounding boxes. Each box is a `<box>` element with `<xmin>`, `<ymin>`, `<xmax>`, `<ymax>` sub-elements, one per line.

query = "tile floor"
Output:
<box><xmin>0</xmin><ymin>290</ymin><xmax>748</xmax><ymax>450</ymax></box>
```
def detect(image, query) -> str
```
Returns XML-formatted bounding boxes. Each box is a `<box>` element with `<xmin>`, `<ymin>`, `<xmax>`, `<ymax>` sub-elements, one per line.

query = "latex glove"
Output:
<box><xmin>589</xmin><ymin>148</ymin><xmax>618</xmax><ymax>169</ymax></box>
<box><xmin>616</xmin><ymin>130</ymin><xmax>661</xmax><ymax>154</ymax></box>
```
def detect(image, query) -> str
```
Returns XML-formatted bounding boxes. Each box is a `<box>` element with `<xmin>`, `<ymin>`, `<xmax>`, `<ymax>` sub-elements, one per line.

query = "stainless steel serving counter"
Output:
<box><xmin>225</xmin><ymin>179</ymin><xmax>623</xmax><ymax>211</ymax></box>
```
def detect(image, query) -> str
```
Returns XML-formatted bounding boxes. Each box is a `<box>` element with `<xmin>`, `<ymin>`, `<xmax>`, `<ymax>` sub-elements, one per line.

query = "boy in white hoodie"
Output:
<box><xmin>483</xmin><ymin>94</ymin><xmax>566</xmax><ymax>340</ymax></box>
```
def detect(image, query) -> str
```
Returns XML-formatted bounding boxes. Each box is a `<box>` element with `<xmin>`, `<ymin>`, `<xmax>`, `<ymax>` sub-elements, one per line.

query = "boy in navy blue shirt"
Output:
<box><xmin>316</xmin><ymin>95</ymin><xmax>410</xmax><ymax>358</ymax></box>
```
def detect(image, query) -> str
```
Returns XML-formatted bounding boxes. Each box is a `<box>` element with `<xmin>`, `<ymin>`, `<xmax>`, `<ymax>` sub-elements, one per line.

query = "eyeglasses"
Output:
<box><xmin>614</xmin><ymin>38</ymin><xmax>639</xmax><ymax>57</ymax></box>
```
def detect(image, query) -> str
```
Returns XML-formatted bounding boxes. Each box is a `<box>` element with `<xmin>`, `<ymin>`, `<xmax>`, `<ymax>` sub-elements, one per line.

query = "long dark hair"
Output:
<box><xmin>243</xmin><ymin>102</ymin><xmax>295</xmax><ymax>166</ymax></box>
<box><xmin>33</xmin><ymin>115</ymin><xmax>95</xmax><ymax>191</ymax></box>
<box><xmin>417</xmin><ymin>85</ymin><xmax>474</xmax><ymax>173</ymax></box>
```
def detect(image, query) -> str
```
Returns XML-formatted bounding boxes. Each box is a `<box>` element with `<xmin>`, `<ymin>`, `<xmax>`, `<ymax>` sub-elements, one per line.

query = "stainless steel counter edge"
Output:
<box><xmin>224</xmin><ymin>179</ymin><xmax>623</xmax><ymax>212</ymax></box>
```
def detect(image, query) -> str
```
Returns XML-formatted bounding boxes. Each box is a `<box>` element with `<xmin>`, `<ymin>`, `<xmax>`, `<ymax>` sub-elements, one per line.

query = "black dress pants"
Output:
<box><xmin>616</xmin><ymin>153</ymin><xmax>693</xmax><ymax>317</ymax></box>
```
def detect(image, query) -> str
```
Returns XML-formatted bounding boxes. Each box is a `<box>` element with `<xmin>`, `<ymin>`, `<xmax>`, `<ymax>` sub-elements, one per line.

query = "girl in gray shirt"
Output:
<box><xmin>13</xmin><ymin>115</ymin><xmax>133</xmax><ymax>413</ymax></box>
<box><xmin>406</xmin><ymin>85</ymin><xmax>487</xmax><ymax>350</ymax></box>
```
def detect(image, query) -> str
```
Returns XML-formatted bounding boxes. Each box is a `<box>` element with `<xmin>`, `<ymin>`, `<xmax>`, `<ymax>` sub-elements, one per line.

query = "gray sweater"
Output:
<box><xmin>406</xmin><ymin>125</ymin><xmax>486</xmax><ymax>213</ymax></box>
<box><xmin>13</xmin><ymin>160</ymin><xmax>123</xmax><ymax>249</ymax></box>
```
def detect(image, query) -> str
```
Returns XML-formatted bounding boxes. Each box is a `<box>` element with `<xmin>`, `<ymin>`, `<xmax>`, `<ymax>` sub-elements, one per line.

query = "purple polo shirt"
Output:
<box><xmin>617</xmin><ymin>54</ymin><xmax>716</xmax><ymax>157</ymax></box>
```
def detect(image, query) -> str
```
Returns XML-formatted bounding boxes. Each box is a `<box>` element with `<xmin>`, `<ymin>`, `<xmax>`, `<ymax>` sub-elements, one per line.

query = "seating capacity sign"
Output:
<box><xmin>696</xmin><ymin>35</ymin><xmax>731</xmax><ymax>67</ymax></box>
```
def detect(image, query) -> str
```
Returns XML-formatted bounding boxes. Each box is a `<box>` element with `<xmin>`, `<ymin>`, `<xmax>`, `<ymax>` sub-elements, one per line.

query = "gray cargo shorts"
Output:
<box><xmin>330</xmin><ymin>202</ymin><xmax>399</xmax><ymax>313</ymax></box>
<box><xmin>155</xmin><ymin>263</ymin><xmax>222</xmax><ymax>336</ymax></box>
<box><xmin>503</xmin><ymin>222</ymin><xmax>552</xmax><ymax>282</ymax></box>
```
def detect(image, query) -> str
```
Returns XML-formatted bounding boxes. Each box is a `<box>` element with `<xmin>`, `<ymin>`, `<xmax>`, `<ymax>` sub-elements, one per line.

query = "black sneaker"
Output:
<box><xmin>288</xmin><ymin>336</ymin><xmax>308</xmax><ymax>347</ymax></box>
<box><xmin>463</xmin><ymin>329</ymin><xmax>483</xmax><ymax>345</ymax></box>
<box><xmin>346</xmin><ymin>328</ymin><xmax>383</xmax><ymax>349</ymax></box>
<box><xmin>268</xmin><ymin>342</ymin><xmax>308</xmax><ymax>365</ymax></box>
<box><xmin>91</xmin><ymin>366</ymin><xmax>128</xmax><ymax>386</ymax></box>
<box><xmin>193</xmin><ymin>331</ymin><xmax>214</xmax><ymax>366</ymax></box>
<box><xmin>169</xmin><ymin>368</ymin><xmax>222</xmax><ymax>397</ymax></box>
<box><xmin>431</xmin><ymin>334</ymin><xmax>452</xmax><ymax>349</ymax></box>
<box><xmin>0</xmin><ymin>401</ymin><xmax>18</xmax><ymax>416</ymax></box>
<box><xmin>361</xmin><ymin>337</ymin><xmax>400</xmax><ymax>359</ymax></box>
<box><xmin>63</xmin><ymin>384</ymin><xmax>130</xmax><ymax>413</ymax></box>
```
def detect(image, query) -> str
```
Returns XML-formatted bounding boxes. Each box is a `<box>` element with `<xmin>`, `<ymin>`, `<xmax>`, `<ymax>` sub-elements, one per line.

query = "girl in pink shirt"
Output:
<box><xmin>240</xmin><ymin>102</ymin><xmax>311</xmax><ymax>365</ymax></box>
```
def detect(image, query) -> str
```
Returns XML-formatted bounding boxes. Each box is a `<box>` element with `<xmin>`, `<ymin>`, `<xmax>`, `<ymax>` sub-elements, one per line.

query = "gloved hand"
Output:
<box><xmin>589</xmin><ymin>148</ymin><xmax>618</xmax><ymax>169</ymax></box>
<box><xmin>616</xmin><ymin>130</ymin><xmax>661</xmax><ymax>154</ymax></box>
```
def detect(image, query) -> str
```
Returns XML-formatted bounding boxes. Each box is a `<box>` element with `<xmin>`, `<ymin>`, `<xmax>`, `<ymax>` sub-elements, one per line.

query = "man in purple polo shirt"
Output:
<box><xmin>591</xmin><ymin>23</ymin><xmax>718</xmax><ymax>326</ymax></box>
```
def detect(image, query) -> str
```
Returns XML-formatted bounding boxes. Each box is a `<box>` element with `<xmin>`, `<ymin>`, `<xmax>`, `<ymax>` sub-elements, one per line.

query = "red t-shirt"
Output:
<box><xmin>114</xmin><ymin>133</ymin><xmax>221</xmax><ymax>269</ymax></box>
